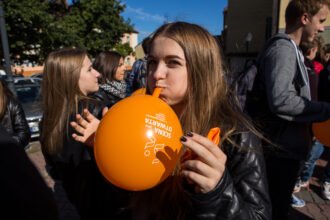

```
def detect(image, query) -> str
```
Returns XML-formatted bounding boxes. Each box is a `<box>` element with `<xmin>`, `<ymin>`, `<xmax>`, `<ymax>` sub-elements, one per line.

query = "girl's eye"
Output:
<box><xmin>167</xmin><ymin>60</ymin><xmax>180</xmax><ymax>66</ymax></box>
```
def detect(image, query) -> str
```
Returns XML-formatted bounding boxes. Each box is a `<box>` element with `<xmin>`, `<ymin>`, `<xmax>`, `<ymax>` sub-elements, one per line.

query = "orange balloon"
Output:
<box><xmin>182</xmin><ymin>127</ymin><xmax>221</xmax><ymax>162</ymax></box>
<box><xmin>131</xmin><ymin>87</ymin><xmax>146</xmax><ymax>96</ymax></box>
<box><xmin>312</xmin><ymin>119</ymin><xmax>330</xmax><ymax>147</ymax></box>
<box><xmin>94</xmin><ymin>88</ymin><xmax>183</xmax><ymax>191</ymax></box>
<box><xmin>207</xmin><ymin>127</ymin><xmax>221</xmax><ymax>145</ymax></box>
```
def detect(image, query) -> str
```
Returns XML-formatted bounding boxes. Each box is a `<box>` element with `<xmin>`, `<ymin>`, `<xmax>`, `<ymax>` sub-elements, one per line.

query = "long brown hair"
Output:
<box><xmin>136</xmin><ymin>22</ymin><xmax>258</xmax><ymax>219</ymax></box>
<box><xmin>0</xmin><ymin>81</ymin><xmax>8</xmax><ymax>120</ymax></box>
<box><xmin>40</xmin><ymin>48</ymin><xmax>87</xmax><ymax>154</ymax></box>
<box><xmin>0</xmin><ymin>80</ymin><xmax>14</xmax><ymax>120</ymax></box>
<box><xmin>93</xmin><ymin>51</ymin><xmax>122</xmax><ymax>83</ymax></box>
<box><xmin>148</xmin><ymin>22</ymin><xmax>249</xmax><ymax>145</ymax></box>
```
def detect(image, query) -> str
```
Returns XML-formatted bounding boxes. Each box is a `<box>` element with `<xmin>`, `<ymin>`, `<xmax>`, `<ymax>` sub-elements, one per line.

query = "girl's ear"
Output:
<box><xmin>325</xmin><ymin>53</ymin><xmax>330</xmax><ymax>62</ymax></box>
<box><xmin>301</xmin><ymin>13</ymin><xmax>310</xmax><ymax>25</ymax></box>
<box><xmin>311</xmin><ymin>46</ymin><xmax>318</xmax><ymax>54</ymax></box>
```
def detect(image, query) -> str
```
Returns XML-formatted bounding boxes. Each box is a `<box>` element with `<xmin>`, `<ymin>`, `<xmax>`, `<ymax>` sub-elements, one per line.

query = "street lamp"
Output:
<box><xmin>0</xmin><ymin>0</ymin><xmax>16</xmax><ymax>95</ymax></box>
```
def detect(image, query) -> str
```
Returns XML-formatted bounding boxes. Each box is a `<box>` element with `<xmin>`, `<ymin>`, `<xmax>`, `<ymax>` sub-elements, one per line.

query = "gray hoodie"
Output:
<box><xmin>249</xmin><ymin>33</ymin><xmax>330</xmax><ymax>159</ymax></box>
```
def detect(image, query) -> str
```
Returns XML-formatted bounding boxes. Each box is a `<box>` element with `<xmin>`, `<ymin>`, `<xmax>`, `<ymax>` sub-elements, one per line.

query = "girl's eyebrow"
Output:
<box><xmin>165</xmin><ymin>55</ymin><xmax>184</xmax><ymax>60</ymax></box>
<box><xmin>148</xmin><ymin>55</ymin><xmax>184</xmax><ymax>60</ymax></box>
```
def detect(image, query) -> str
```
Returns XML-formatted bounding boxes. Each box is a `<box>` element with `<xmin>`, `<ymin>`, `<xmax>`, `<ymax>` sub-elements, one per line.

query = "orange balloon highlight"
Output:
<box><xmin>94</xmin><ymin>88</ymin><xmax>183</xmax><ymax>191</ymax></box>
<box><xmin>312</xmin><ymin>120</ymin><xmax>330</xmax><ymax>147</ymax></box>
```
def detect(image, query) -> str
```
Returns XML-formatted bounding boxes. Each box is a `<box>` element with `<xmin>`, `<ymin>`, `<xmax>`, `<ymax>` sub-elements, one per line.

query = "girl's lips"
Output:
<box><xmin>155</xmin><ymin>83</ymin><xmax>167</xmax><ymax>88</ymax></box>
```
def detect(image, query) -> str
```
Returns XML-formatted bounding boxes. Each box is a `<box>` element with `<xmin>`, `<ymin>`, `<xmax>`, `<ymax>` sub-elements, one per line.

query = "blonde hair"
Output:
<box><xmin>40</xmin><ymin>48</ymin><xmax>87</xmax><ymax>154</ymax></box>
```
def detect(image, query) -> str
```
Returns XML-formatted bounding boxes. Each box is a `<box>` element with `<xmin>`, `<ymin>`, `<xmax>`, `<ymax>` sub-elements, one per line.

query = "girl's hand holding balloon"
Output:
<box><xmin>70</xmin><ymin>107</ymin><xmax>108</xmax><ymax>147</ymax></box>
<box><xmin>180</xmin><ymin>131</ymin><xmax>226</xmax><ymax>194</ymax></box>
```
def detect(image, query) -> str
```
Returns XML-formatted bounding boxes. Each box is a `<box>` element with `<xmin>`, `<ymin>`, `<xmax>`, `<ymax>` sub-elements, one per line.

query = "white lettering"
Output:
<box><xmin>145</xmin><ymin>117</ymin><xmax>173</xmax><ymax>132</ymax></box>
<box><xmin>154</xmin><ymin>128</ymin><xmax>172</xmax><ymax>139</ymax></box>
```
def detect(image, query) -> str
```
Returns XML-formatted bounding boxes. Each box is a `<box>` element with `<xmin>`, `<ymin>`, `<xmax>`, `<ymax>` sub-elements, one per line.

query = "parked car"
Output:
<box><xmin>13</xmin><ymin>77</ymin><xmax>42</xmax><ymax>139</ymax></box>
<box><xmin>0</xmin><ymin>72</ymin><xmax>25</xmax><ymax>81</ymax></box>
<box><xmin>29</xmin><ymin>72</ymin><xmax>43</xmax><ymax>79</ymax></box>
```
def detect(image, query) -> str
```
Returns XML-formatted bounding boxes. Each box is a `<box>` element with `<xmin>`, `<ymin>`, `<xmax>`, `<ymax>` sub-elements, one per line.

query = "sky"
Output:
<box><xmin>121</xmin><ymin>0</ymin><xmax>227</xmax><ymax>42</ymax></box>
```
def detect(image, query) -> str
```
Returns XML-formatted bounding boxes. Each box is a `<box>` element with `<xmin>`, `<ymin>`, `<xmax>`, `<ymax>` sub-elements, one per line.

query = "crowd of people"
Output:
<box><xmin>1</xmin><ymin>0</ymin><xmax>330</xmax><ymax>220</ymax></box>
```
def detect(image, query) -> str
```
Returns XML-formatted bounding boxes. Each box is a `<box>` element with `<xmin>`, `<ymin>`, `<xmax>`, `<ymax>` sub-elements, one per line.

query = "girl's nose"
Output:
<box><xmin>152</xmin><ymin>63</ymin><xmax>166</xmax><ymax>80</ymax></box>
<box><xmin>93</xmin><ymin>68</ymin><xmax>101</xmax><ymax>78</ymax></box>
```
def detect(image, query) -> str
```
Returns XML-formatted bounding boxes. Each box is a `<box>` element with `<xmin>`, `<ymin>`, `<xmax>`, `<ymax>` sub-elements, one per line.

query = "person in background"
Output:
<box><xmin>304</xmin><ymin>44</ymin><xmax>330</xmax><ymax>201</ymax></box>
<box><xmin>301</xmin><ymin>39</ymin><xmax>321</xmax><ymax>101</ymax></box>
<box><xmin>92</xmin><ymin>51</ymin><xmax>128</xmax><ymax>108</ymax></box>
<box><xmin>71</xmin><ymin>21</ymin><xmax>271</xmax><ymax>220</ymax></box>
<box><xmin>293</xmin><ymin>140</ymin><xmax>330</xmax><ymax>201</ymax></box>
<box><xmin>246</xmin><ymin>0</ymin><xmax>330</xmax><ymax>219</ymax></box>
<box><xmin>40</xmin><ymin>48</ymin><xmax>129</xmax><ymax>219</ymax></box>
<box><xmin>320</xmin><ymin>43</ymin><xmax>330</xmax><ymax>67</ymax></box>
<box><xmin>0</xmin><ymin>125</ymin><xmax>58</xmax><ymax>219</ymax></box>
<box><xmin>312</xmin><ymin>35</ymin><xmax>325</xmax><ymax>74</ymax></box>
<box><xmin>291</xmin><ymin>38</ymin><xmax>324</xmax><ymax>208</ymax></box>
<box><xmin>0</xmin><ymin>79</ymin><xmax>30</xmax><ymax>148</ymax></box>
<box><xmin>293</xmin><ymin>43</ymin><xmax>330</xmax><ymax>202</ymax></box>
<box><xmin>126</xmin><ymin>37</ymin><xmax>150</xmax><ymax>95</ymax></box>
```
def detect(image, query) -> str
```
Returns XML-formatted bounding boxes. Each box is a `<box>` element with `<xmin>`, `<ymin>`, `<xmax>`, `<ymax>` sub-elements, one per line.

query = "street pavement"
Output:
<box><xmin>288</xmin><ymin>147</ymin><xmax>330</xmax><ymax>220</ymax></box>
<box><xmin>26</xmin><ymin>141</ymin><xmax>330</xmax><ymax>220</ymax></box>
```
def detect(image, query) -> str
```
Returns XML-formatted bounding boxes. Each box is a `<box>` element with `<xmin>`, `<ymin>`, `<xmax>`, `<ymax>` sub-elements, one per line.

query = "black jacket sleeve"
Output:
<box><xmin>190</xmin><ymin>132</ymin><xmax>271</xmax><ymax>220</ymax></box>
<box><xmin>9</xmin><ymin>97</ymin><xmax>30</xmax><ymax>148</ymax></box>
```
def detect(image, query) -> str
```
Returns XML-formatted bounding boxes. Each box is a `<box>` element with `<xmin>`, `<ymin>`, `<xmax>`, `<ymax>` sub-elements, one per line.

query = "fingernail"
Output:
<box><xmin>180</xmin><ymin>136</ymin><xmax>187</xmax><ymax>142</ymax></box>
<box><xmin>186</xmin><ymin>131</ymin><xmax>193</xmax><ymax>137</ymax></box>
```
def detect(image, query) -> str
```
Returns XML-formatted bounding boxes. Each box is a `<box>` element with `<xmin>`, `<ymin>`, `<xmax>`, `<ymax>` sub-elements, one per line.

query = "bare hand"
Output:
<box><xmin>70</xmin><ymin>107</ymin><xmax>108</xmax><ymax>147</ymax></box>
<box><xmin>180</xmin><ymin>132</ymin><xmax>227</xmax><ymax>194</ymax></box>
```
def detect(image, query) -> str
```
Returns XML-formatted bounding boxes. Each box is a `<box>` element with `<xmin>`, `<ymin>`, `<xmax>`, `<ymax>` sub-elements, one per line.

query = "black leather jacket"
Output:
<box><xmin>43</xmin><ymin>98</ymin><xmax>130</xmax><ymax>219</ymax></box>
<box><xmin>125</xmin><ymin>132</ymin><xmax>271</xmax><ymax>220</ymax></box>
<box><xmin>43</xmin><ymin>98</ymin><xmax>105</xmax><ymax>168</ymax></box>
<box><xmin>0</xmin><ymin>96</ymin><xmax>30</xmax><ymax>148</ymax></box>
<box><xmin>92</xmin><ymin>87</ymin><xmax>124</xmax><ymax>109</ymax></box>
<box><xmin>188</xmin><ymin>132</ymin><xmax>271</xmax><ymax>220</ymax></box>
<box><xmin>44</xmin><ymin>97</ymin><xmax>271</xmax><ymax>219</ymax></box>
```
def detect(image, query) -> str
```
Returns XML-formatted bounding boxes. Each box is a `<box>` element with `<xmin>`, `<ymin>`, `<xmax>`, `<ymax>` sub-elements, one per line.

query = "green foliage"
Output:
<box><xmin>76</xmin><ymin>0</ymin><xmax>134</xmax><ymax>57</ymax></box>
<box><xmin>2</xmin><ymin>0</ymin><xmax>134</xmax><ymax>63</ymax></box>
<box><xmin>3</xmin><ymin>0</ymin><xmax>53</xmax><ymax>63</ymax></box>
<box><xmin>114</xmin><ymin>42</ymin><xmax>133</xmax><ymax>57</ymax></box>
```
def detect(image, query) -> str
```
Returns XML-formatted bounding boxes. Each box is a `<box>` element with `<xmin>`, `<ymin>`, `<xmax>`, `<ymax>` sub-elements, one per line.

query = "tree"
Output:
<box><xmin>71</xmin><ymin>0</ymin><xmax>134</xmax><ymax>57</ymax></box>
<box><xmin>44</xmin><ymin>1</ymin><xmax>86</xmax><ymax>55</ymax></box>
<box><xmin>3</xmin><ymin>0</ymin><xmax>53</xmax><ymax>64</ymax></box>
<box><xmin>3</xmin><ymin>0</ymin><xmax>133</xmax><ymax>63</ymax></box>
<box><xmin>114</xmin><ymin>42</ymin><xmax>133</xmax><ymax>57</ymax></box>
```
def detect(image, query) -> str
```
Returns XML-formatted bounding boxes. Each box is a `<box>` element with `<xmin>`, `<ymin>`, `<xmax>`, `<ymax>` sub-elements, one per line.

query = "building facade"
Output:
<box><xmin>121</xmin><ymin>31</ymin><xmax>139</xmax><ymax>67</ymax></box>
<box><xmin>223</xmin><ymin>0</ymin><xmax>330</xmax><ymax>74</ymax></box>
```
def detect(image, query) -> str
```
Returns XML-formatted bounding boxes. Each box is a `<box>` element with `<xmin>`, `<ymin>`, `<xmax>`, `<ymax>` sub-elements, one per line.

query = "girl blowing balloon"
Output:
<box><xmin>71</xmin><ymin>22</ymin><xmax>271</xmax><ymax>219</ymax></box>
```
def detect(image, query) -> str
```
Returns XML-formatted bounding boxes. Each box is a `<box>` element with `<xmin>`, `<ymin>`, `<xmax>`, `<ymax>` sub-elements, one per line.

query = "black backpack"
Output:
<box><xmin>230</xmin><ymin>35</ymin><xmax>292</xmax><ymax>112</ymax></box>
<box><xmin>231</xmin><ymin>61</ymin><xmax>258</xmax><ymax>111</ymax></box>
